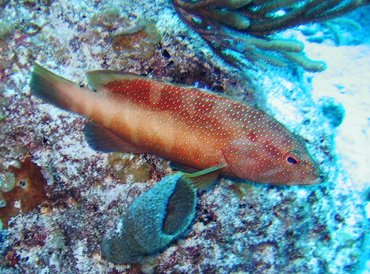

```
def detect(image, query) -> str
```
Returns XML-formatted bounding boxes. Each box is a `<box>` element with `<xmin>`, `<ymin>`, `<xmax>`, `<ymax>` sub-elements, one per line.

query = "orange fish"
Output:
<box><xmin>30</xmin><ymin>64</ymin><xmax>322</xmax><ymax>185</ymax></box>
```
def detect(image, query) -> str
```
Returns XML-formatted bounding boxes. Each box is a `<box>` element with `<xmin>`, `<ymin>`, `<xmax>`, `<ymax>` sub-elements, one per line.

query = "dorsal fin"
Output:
<box><xmin>86</xmin><ymin>70</ymin><xmax>143</xmax><ymax>90</ymax></box>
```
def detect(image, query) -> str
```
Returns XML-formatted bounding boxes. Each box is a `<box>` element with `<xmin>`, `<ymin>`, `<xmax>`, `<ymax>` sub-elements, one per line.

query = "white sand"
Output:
<box><xmin>308</xmin><ymin>43</ymin><xmax>370</xmax><ymax>193</ymax></box>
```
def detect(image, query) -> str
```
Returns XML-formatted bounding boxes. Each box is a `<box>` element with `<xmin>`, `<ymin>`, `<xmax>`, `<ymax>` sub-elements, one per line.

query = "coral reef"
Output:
<box><xmin>172</xmin><ymin>0</ymin><xmax>369</xmax><ymax>70</ymax></box>
<box><xmin>0</xmin><ymin>0</ymin><xmax>368</xmax><ymax>273</ymax></box>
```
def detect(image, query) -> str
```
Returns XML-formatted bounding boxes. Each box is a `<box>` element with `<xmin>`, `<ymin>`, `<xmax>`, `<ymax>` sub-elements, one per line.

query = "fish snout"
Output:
<box><xmin>316</xmin><ymin>174</ymin><xmax>326</xmax><ymax>184</ymax></box>
<box><xmin>301</xmin><ymin>172</ymin><xmax>325</xmax><ymax>185</ymax></box>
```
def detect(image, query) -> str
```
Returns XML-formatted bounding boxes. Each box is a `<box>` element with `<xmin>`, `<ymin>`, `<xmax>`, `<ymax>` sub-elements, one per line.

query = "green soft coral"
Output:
<box><xmin>172</xmin><ymin>0</ymin><xmax>369</xmax><ymax>71</ymax></box>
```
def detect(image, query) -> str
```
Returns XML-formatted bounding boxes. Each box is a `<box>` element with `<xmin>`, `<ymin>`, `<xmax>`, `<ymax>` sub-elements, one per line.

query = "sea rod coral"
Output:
<box><xmin>172</xmin><ymin>0</ymin><xmax>370</xmax><ymax>70</ymax></box>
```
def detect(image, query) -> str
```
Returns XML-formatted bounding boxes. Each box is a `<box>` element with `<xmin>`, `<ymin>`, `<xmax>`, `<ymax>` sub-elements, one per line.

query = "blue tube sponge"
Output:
<box><xmin>101</xmin><ymin>173</ymin><xmax>197</xmax><ymax>264</ymax></box>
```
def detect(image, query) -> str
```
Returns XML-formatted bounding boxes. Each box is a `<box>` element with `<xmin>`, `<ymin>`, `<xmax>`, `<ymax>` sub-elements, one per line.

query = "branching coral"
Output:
<box><xmin>172</xmin><ymin>0</ymin><xmax>369</xmax><ymax>71</ymax></box>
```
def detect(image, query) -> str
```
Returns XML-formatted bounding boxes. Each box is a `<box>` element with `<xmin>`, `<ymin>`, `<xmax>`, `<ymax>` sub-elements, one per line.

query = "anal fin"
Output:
<box><xmin>83</xmin><ymin>122</ymin><xmax>143</xmax><ymax>153</ymax></box>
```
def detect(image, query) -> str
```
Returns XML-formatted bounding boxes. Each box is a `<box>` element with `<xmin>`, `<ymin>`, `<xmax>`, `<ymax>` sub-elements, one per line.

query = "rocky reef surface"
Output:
<box><xmin>0</xmin><ymin>1</ymin><xmax>368</xmax><ymax>273</ymax></box>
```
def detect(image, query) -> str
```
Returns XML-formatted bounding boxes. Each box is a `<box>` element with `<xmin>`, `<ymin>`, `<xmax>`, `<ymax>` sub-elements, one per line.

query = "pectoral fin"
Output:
<box><xmin>83</xmin><ymin>122</ymin><xmax>143</xmax><ymax>153</ymax></box>
<box><xmin>184</xmin><ymin>164</ymin><xmax>226</xmax><ymax>190</ymax></box>
<box><xmin>170</xmin><ymin>162</ymin><xmax>199</xmax><ymax>173</ymax></box>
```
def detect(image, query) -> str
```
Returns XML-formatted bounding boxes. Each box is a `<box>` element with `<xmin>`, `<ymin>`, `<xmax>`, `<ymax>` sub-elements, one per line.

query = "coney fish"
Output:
<box><xmin>30</xmin><ymin>64</ymin><xmax>321</xmax><ymax>185</ymax></box>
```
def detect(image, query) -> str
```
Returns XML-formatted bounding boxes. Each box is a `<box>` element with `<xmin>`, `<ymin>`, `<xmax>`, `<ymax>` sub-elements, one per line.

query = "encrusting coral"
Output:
<box><xmin>112</xmin><ymin>18</ymin><xmax>161</xmax><ymax>60</ymax></box>
<box><xmin>0</xmin><ymin>156</ymin><xmax>47</xmax><ymax>228</ymax></box>
<box><xmin>172</xmin><ymin>0</ymin><xmax>369</xmax><ymax>71</ymax></box>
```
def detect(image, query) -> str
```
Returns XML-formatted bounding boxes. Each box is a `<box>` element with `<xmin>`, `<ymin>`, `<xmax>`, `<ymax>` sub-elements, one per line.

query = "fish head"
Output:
<box><xmin>222</xmin><ymin>134</ymin><xmax>322</xmax><ymax>186</ymax></box>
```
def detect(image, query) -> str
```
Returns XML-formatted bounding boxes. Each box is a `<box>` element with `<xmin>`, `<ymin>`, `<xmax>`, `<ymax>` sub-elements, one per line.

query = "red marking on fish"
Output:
<box><xmin>30</xmin><ymin>64</ymin><xmax>322</xmax><ymax>185</ymax></box>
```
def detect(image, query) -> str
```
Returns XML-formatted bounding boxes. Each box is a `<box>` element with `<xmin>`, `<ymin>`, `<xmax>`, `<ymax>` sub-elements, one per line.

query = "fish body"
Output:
<box><xmin>30</xmin><ymin>64</ymin><xmax>321</xmax><ymax>185</ymax></box>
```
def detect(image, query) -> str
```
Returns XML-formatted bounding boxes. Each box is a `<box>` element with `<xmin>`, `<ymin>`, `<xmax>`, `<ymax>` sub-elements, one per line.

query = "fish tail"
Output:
<box><xmin>30</xmin><ymin>63</ymin><xmax>77</xmax><ymax>111</ymax></box>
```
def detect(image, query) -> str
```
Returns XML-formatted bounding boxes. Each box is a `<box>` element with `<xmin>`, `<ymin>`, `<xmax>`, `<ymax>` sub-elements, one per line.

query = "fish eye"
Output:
<box><xmin>18</xmin><ymin>180</ymin><xmax>28</xmax><ymax>188</ymax></box>
<box><xmin>284</xmin><ymin>152</ymin><xmax>299</xmax><ymax>165</ymax></box>
<box><xmin>287</xmin><ymin>156</ymin><xmax>298</xmax><ymax>164</ymax></box>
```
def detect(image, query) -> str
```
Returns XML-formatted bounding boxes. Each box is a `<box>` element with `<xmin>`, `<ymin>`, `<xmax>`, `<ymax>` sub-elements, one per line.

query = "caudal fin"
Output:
<box><xmin>30</xmin><ymin>64</ymin><xmax>76</xmax><ymax>111</ymax></box>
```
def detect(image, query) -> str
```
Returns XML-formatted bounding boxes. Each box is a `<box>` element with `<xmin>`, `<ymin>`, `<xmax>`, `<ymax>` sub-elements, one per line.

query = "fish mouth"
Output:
<box><xmin>300</xmin><ymin>173</ymin><xmax>325</xmax><ymax>185</ymax></box>
<box><xmin>308</xmin><ymin>176</ymin><xmax>323</xmax><ymax>185</ymax></box>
